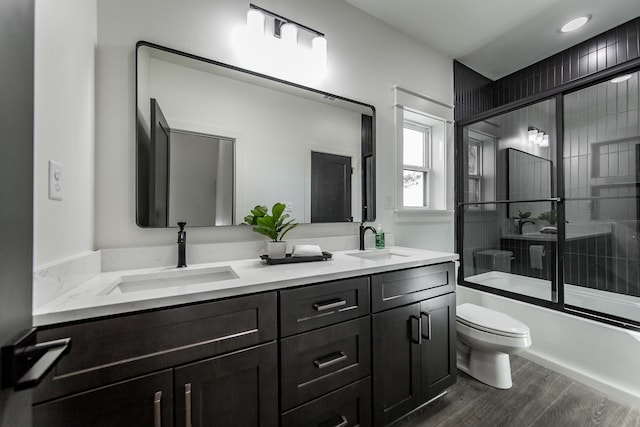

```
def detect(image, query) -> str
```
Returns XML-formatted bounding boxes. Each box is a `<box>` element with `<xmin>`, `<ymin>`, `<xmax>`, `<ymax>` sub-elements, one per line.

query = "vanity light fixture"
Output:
<box><xmin>246</xmin><ymin>4</ymin><xmax>327</xmax><ymax>66</ymax></box>
<box><xmin>560</xmin><ymin>16</ymin><xmax>590</xmax><ymax>33</ymax></box>
<box><xmin>528</xmin><ymin>126</ymin><xmax>549</xmax><ymax>147</ymax></box>
<box><xmin>610</xmin><ymin>74</ymin><xmax>632</xmax><ymax>83</ymax></box>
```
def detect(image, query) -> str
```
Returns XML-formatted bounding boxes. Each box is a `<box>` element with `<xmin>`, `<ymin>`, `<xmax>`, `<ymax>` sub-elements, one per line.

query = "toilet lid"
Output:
<box><xmin>457</xmin><ymin>303</ymin><xmax>530</xmax><ymax>338</ymax></box>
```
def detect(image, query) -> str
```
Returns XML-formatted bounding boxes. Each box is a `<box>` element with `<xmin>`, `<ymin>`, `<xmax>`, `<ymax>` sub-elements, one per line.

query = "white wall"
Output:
<box><xmin>34</xmin><ymin>0</ymin><xmax>96</xmax><ymax>266</ymax></box>
<box><xmin>94</xmin><ymin>0</ymin><xmax>454</xmax><ymax>250</ymax></box>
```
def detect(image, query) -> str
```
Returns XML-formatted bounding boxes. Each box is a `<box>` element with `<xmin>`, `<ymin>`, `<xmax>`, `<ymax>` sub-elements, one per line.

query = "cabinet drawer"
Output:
<box><xmin>34</xmin><ymin>292</ymin><xmax>277</xmax><ymax>403</ymax></box>
<box><xmin>371</xmin><ymin>263</ymin><xmax>454</xmax><ymax>313</ymax></box>
<box><xmin>281</xmin><ymin>317</ymin><xmax>371</xmax><ymax>411</ymax></box>
<box><xmin>280</xmin><ymin>276</ymin><xmax>370</xmax><ymax>337</ymax></box>
<box><xmin>281</xmin><ymin>377</ymin><xmax>372</xmax><ymax>427</ymax></box>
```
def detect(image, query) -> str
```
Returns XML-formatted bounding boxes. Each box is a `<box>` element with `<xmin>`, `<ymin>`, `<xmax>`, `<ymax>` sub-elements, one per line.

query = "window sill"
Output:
<box><xmin>394</xmin><ymin>208</ymin><xmax>454</xmax><ymax>222</ymax></box>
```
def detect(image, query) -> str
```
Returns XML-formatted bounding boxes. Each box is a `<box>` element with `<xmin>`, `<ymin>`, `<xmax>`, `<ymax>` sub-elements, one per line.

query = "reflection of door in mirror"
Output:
<box><xmin>311</xmin><ymin>152</ymin><xmax>352</xmax><ymax>223</ymax></box>
<box><xmin>168</xmin><ymin>130</ymin><xmax>234</xmax><ymax>227</ymax></box>
<box><xmin>149</xmin><ymin>98</ymin><xmax>170</xmax><ymax>227</ymax></box>
<box><xmin>137</xmin><ymin>98</ymin><xmax>235</xmax><ymax>227</ymax></box>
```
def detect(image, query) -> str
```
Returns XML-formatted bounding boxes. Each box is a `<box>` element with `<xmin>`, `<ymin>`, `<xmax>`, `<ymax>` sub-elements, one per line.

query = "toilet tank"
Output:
<box><xmin>474</xmin><ymin>249</ymin><xmax>513</xmax><ymax>274</ymax></box>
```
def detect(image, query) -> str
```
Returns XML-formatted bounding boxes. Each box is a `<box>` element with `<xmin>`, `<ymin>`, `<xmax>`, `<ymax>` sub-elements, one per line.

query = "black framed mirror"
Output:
<box><xmin>136</xmin><ymin>41</ymin><xmax>375</xmax><ymax>228</ymax></box>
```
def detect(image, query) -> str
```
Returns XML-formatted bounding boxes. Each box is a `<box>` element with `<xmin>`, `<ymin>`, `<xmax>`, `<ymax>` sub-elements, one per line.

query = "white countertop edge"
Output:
<box><xmin>33</xmin><ymin>247</ymin><xmax>458</xmax><ymax>326</ymax></box>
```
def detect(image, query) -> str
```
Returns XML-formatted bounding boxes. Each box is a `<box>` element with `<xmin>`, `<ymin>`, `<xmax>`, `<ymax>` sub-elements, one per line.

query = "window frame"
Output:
<box><xmin>402</xmin><ymin>121</ymin><xmax>432</xmax><ymax>208</ymax></box>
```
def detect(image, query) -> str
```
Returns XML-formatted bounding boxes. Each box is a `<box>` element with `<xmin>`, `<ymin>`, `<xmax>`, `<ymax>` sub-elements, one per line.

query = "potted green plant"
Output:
<box><xmin>244</xmin><ymin>203</ymin><xmax>298</xmax><ymax>259</ymax></box>
<box><xmin>538</xmin><ymin>209</ymin><xmax>557</xmax><ymax>225</ymax></box>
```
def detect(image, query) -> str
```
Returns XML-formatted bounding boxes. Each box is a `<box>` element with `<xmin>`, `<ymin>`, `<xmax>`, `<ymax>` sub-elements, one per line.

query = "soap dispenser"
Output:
<box><xmin>375</xmin><ymin>224</ymin><xmax>385</xmax><ymax>249</ymax></box>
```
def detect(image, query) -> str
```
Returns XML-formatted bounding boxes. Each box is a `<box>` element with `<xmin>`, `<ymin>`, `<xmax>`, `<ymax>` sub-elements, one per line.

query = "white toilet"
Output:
<box><xmin>456</xmin><ymin>303</ymin><xmax>531</xmax><ymax>389</ymax></box>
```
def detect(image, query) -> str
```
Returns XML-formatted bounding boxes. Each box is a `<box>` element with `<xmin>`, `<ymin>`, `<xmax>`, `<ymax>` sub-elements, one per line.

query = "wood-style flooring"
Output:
<box><xmin>395</xmin><ymin>355</ymin><xmax>640</xmax><ymax>427</ymax></box>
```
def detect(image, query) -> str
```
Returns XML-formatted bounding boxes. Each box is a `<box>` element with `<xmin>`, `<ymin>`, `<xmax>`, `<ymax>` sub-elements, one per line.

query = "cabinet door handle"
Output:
<box><xmin>313</xmin><ymin>298</ymin><xmax>347</xmax><ymax>311</ymax></box>
<box><xmin>410</xmin><ymin>315</ymin><xmax>421</xmax><ymax>345</ymax></box>
<box><xmin>319</xmin><ymin>414</ymin><xmax>349</xmax><ymax>427</ymax></box>
<box><xmin>313</xmin><ymin>351</ymin><xmax>347</xmax><ymax>369</ymax></box>
<box><xmin>154</xmin><ymin>391</ymin><xmax>162</xmax><ymax>427</ymax></box>
<box><xmin>421</xmin><ymin>312</ymin><xmax>432</xmax><ymax>340</ymax></box>
<box><xmin>185</xmin><ymin>383</ymin><xmax>192</xmax><ymax>427</ymax></box>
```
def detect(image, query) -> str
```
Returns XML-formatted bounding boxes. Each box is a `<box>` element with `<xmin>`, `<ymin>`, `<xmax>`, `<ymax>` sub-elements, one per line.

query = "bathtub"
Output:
<box><xmin>458</xmin><ymin>271</ymin><xmax>640</xmax><ymax>407</ymax></box>
<box><xmin>466</xmin><ymin>271</ymin><xmax>640</xmax><ymax>323</ymax></box>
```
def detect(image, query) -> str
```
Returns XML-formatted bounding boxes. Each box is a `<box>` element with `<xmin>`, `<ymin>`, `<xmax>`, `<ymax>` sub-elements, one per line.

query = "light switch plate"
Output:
<box><xmin>48</xmin><ymin>160</ymin><xmax>63</xmax><ymax>201</ymax></box>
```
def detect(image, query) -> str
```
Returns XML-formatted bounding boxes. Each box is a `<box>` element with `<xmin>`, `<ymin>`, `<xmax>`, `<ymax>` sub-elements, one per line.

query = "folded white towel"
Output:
<box><xmin>292</xmin><ymin>244</ymin><xmax>323</xmax><ymax>257</ymax></box>
<box><xmin>529</xmin><ymin>245</ymin><xmax>545</xmax><ymax>269</ymax></box>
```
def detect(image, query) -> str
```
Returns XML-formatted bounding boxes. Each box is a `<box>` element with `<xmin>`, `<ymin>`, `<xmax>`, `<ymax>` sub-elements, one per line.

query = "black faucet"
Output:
<box><xmin>359</xmin><ymin>223</ymin><xmax>377</xmax><ymax>250</ymax></box>
<box><xmin>177</xmin><ymin>222</ymin><xmax>187</xmax><ymax>268</ymax></box>
<box><xmin>518</xmin><ymin>220</ymin><xmax>535</xmax><ymax>235</ymax></box>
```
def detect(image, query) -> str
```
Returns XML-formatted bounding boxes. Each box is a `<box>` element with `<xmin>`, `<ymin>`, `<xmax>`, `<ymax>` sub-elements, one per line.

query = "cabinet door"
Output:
<box><xmin>33</xmin><ymin>370</ymin><xmax>173</xmax><ymax>427</ymax></box>
<box><xmin>174</xmin><ymin>342</ymin><xmax>278</xmax><ymax>427</ymax></box>
<box><xmin>420</xmin><ymin>293</ymin><xmax>457</xmax><ymax>401</ymax></box>
<box><xmin>372</xmin><ymin>303</ymin><xmax>421</xmax><ymax>427</ymax></box>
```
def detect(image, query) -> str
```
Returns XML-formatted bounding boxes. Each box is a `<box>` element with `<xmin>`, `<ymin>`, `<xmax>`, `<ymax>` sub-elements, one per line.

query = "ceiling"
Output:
<box><xmin>344</xmin><ymin>0</ymin><xmax>640</xmax><ymax>80</ymax></box>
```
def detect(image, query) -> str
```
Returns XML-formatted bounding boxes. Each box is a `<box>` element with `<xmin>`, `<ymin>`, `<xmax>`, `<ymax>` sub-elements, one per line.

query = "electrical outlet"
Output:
<box><xmin>284</xmin><ymin>201</ymin><xmax>293</xmax><ymax>212</ymax></box>
<box><xmin>48</xmin><ymin>160</ymin><xmax>63</xmax><ymax>201</ymax></box>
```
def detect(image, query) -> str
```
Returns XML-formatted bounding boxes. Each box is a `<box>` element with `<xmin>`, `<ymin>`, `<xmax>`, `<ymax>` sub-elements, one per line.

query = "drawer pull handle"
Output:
<box><xmin>319</xmin><ymin>414</ymin><xmax>349</xmax><ymax>427</ymax></box>
<box><xmin>313</xmin><ymin>351</ymin><xmax>347</xmax><ymax>369</ymax></box>
<box><xmin>421</xmin><ymin>312</ymin><xmax>432</xmax><ymax>340</ymax></box>
<box><xmin>185</xmin><ymin>383</ymin><xmax>192</xmax><ymax>427</ymax></box>
<box><xmin>313</xmin><ymin>298</ymin><xmax>347</xmax><ymax>311</ymax></box>
<box><xmin>410</xmin><ymin>315</ymin><xmax>421</xmax><ymax>345</ymax></box>
<box><xmin>154</xmin><ymin>391</ymin><xmax>162</xmax><ymax>427</ymax></box>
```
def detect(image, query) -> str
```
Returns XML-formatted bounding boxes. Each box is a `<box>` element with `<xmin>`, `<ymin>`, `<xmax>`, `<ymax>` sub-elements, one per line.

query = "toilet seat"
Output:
<box><xmin>457</xmin><ymin>303</ymin><xmax>529</xmax><ymax>338</ymax></box>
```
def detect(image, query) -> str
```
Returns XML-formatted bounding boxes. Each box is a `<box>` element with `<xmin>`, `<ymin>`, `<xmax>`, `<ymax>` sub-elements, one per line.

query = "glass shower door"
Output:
<box><xmin>460</xmin><ymin>98</ymin><xmax>559</xmax><ymax>303</ymax></box>
<box><xmin>562</xmin><ymin>71</ymin><xmax>640</xmax><ymax>325</ymax></box>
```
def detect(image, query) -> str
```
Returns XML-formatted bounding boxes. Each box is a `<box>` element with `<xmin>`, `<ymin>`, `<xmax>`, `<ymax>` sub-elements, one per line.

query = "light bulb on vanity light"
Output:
<box><xmin>247</xmin><ymin>8</ymin><xmax>265</xmax><ymax>39</ymax></box>
<box><xmin>312</xmin><ymin>35</ymin><xmax>327</xmax><ymax>67</ymax></box>
<box><xmin>528</xmin><ymin>127</ymin><xmax>539</xmax><ymax>144</ymax></box>
<box><xmin>540</xmin><ymin>134</ymin><xmax>549</xmax><ymax>147</ymax></box>
<box><xmin>280</xmin><ymin>22</ymin><xmax>298</xmax><ymax>49</ymax></box>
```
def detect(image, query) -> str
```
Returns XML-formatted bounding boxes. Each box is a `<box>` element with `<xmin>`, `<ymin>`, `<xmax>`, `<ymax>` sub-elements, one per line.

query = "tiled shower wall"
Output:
<box><xmin>454</xmin><ymin>17</ymin><xmax>640</xmax><ymax>122</ymax></box>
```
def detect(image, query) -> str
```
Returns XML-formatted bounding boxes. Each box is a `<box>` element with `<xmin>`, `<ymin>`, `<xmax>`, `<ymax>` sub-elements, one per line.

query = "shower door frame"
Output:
<box><xmin>455</xmin><ymin>57</ymin><xmax>640</xmax><ymax>332</ymax></box>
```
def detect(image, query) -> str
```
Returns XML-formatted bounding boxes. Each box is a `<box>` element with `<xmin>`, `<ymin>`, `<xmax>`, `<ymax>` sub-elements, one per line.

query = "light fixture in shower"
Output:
<box><xmin>610</xmin><ymin>74</ymin><xmax>632</xmax><ymax>84</ymax></box>
<box><xmin>560</xmin><ymin>15</ymin><xmax>590</xmax><ymax>33</ymax></box>
<box><xmin>528</xmin><ymin>126</ymin><xmax>549</xmax><ymax>147</ymax></box>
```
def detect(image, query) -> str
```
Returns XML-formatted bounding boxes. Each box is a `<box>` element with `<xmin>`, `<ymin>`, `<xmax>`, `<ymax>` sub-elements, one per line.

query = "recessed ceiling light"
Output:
<box><xmin>610</xmin><ymin>74</ymin><xmax>632</xmax><ymax>83</ymax></box>
<box><xmin>561</xmin><ymin>16</ymin><xmax>590</xmax><ymax>33</ymax></box>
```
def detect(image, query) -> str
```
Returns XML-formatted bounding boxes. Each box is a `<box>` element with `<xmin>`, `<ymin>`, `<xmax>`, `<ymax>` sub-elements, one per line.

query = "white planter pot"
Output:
<box><xmin>267</xmin><ymin>241</ymin><xmax>287</xmax><ymax>259</ymax></box>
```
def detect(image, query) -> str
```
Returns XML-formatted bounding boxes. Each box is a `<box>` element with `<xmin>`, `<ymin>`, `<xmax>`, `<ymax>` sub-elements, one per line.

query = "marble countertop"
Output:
<box><xmin>33</xmin><ymin>247</ymin><xmax>458</xmax><ymax>327</ymax></box>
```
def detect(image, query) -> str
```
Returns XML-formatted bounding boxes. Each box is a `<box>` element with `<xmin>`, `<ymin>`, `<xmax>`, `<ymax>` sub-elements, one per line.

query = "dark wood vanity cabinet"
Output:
<box><xmin>371</xmin><ymin>264</ymin><xmax>457</xmax><ymax>427</ymax></box>
<box><xmin>32</xmin><ymin>292</ymin><xmax>278</xmax><ymax>427</ymax></box>
<box><xmin>33</xmin><ymin>261</ymin><xmax>456</xmax><ymax>426</ymax></box>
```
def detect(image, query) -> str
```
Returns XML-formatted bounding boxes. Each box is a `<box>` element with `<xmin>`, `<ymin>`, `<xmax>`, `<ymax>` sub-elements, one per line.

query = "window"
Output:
<box><xmin>403</xmin><ymin>122</ymin><xmax>431</xmax><ymax>207</ymax></box>
<box><xmin>393</xmin><ymin>86</ymin><xmax>453</xmax><ymax>214</ymax></box>
<box><xmin>467</xmin><ymin>139</ymin><xmax>481</xmax><ymax>205</ymax></box>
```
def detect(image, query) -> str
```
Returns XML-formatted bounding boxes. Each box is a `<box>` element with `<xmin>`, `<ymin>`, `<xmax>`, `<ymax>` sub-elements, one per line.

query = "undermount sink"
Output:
<box><xmin>346</xmin><ymin>249</ymin><xmax>410</xmax><ymax>261</ymax></box>
<box><xmin>102</xmin><ymin>266</ymin><xmax>238</xmax><ymax>295</ymax></box>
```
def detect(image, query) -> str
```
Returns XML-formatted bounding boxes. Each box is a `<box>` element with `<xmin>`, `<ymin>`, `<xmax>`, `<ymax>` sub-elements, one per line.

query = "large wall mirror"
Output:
<box><xmin>136</xmin><ymin>42</ymin><xmax>375</xmax><ymax>228</ymax></box>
